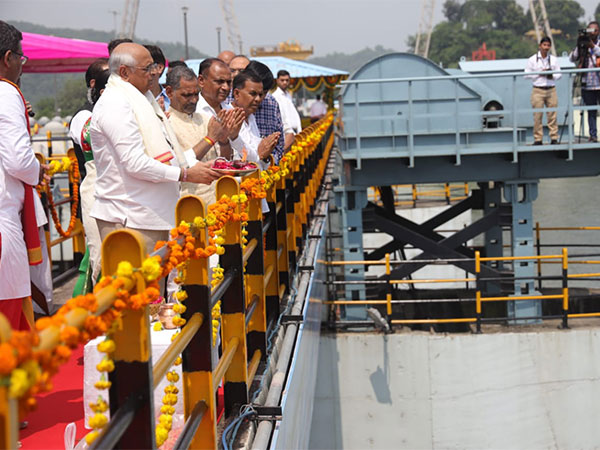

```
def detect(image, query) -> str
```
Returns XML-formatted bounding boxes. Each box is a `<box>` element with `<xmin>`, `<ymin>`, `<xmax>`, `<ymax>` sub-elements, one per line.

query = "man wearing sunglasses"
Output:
<box><xmin>0</xmin><ymin>20</ymin><xmax>47</xmax><ymax>332</ymax></box>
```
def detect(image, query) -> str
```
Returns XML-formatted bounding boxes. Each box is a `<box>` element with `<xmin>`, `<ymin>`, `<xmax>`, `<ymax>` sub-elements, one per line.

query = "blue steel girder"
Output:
<box><xmin>341</xmin><ymin>151</ymin><xmax>600</xmax><ymax>187</ymax></box>
<box><xmin>334</xmin><ymin>186</ymin><xmax>368</xmax><ymax>320</ymax></box>
<box><xmin>364</xmin><ymin>201</ymin><xmax>509</xmax><ymax>281</ymax></box>
<box><xmin>503</xmin><ymin>181</ymin><xmax>541</xmax><ymax>323</ymax></box>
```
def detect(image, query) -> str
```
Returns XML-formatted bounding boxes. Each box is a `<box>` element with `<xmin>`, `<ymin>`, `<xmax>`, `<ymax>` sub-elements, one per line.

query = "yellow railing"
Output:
<box><xmin>0</xmin><ymin>113</ymin><xmax>335</xmax><ymax>449</ymax></box>
<box><xmin>368</xmin><ymin>183</ymin><xmax>470</xmax><ymax>207</ymax></box>
<box><xmin>326</xmin><ymin>246</ymin><xmax>600</xmax><ymax>331</ymax></box>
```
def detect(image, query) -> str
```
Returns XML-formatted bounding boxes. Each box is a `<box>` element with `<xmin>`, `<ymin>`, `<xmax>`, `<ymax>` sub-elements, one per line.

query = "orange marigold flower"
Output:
<box><xmin>60</xmin><ymin>326</ymin><xmax>80</xmax><ymax>348</ymax></box>
<box><xmin>0</xmin><ymin>343</ymin><xmax>17</xmax><ymax>375</ymax></box>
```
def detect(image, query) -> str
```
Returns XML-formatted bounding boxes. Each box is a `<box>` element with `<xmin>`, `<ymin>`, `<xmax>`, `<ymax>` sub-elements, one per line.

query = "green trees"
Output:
<box><xmin>411</xmin><ymin>0</ymin><xmax>587</xmax><ymax>67</ymax></box>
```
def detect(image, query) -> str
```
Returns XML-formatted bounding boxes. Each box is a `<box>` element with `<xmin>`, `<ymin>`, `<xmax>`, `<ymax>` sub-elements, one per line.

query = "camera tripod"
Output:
<box><xmin>559</xmin><ymin>46</ymin><xmax>589</xmax><ymax>144</ymax></box>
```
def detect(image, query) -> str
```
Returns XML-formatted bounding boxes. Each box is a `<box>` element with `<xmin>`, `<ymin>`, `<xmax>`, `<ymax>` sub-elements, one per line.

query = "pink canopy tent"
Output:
<box><xmin>21</xmin><ymin>32</ymin><xmax>109</xmax><ymax>73</ymax></box>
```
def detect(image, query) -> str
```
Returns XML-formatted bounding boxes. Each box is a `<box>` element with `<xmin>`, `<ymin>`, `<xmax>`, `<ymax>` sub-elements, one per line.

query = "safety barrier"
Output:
<box><xmin>325</xmin><ymin>246</ymin><xmax>600</xmax><ymax>331</ymax></box>
<box><xmin>368</xmin><ymin>183</ymin><xmax>470</xmax><ymax>207</ymax></box>
<box><xmin>0</xmin><ymin>113</ymin><xmax>334</xmax><ymax>449</ymax></box>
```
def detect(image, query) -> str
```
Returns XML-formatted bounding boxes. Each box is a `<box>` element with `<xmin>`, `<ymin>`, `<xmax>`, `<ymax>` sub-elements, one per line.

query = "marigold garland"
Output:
<box><xmin>43</xmin><ymin>156</ymin><xmax>81</xmax><ymax>238</ymax></box>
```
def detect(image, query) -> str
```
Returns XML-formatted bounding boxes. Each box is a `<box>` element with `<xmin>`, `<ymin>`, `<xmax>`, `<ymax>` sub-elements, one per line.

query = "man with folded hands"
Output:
<box><xmin>166</xmin><ymin>65</ymin><xmax>244</xmax><ymax>206</ymax></box>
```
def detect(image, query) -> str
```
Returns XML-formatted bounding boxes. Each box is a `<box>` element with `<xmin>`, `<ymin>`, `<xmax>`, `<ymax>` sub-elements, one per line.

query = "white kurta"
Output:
<box><xmin>272</xmin><ymin>87</ymin><xmax>302</xmax><ymax>134</ymax></box>
<box><xmin>89</xmin><ymin>87</ymin><xmax>182</xmax><ymax>230</ymax></box>
<box><xmin>0</xmin><ymin>82</ymin><xmax>41</xmax><ymax>300</ymax></box>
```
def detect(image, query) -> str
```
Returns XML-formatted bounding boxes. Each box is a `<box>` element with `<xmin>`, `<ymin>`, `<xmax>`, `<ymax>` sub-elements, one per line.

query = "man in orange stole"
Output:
<box><xmin>0</xmin><ymin>21</ymin><xmax>44</xmax><ymax>330</ymax></box>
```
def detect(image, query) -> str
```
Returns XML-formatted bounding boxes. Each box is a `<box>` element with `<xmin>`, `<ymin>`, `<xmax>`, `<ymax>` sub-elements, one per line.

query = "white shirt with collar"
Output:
<box><xmin>90</xmin><ymin>86</ymin><xmax>183</xmax><ymax>231</ymax></box>
<box><xmin>196</xmin><ymin>93</ymin><xmax>229</xmax><ymax>117</ymax></box>
<box><xmin>525</xmin><ymin>51</ymin><xmax>562</xmax><ymax>87</ymax></box>
<box><xmin>0</xmin><ymin>82</ymin><xmax>42</xmax><ymax>299</ymax></box>
<box><xmin>272</xmin><ymin>87</ymin><xmax>302</xmax><ymax>134</ymax></box>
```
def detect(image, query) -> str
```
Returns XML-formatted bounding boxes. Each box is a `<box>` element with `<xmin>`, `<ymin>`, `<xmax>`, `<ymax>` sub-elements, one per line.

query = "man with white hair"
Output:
<box><xmin>90</xmin><ymin>43</ymin><xmax>221</xmax><ymax>256</ymax></box>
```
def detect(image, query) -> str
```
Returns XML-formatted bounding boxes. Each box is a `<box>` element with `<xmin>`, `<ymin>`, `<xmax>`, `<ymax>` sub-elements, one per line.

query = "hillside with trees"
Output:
<box><xmin>407</xmin><ymin>0</ymin><xmax>590</xmax><ymax>67</ymax></box>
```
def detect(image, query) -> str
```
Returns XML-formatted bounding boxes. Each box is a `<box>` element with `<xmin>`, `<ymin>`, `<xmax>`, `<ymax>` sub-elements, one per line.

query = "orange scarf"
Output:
<box><xmin>0</xmin><ymin>78</ymin><xmax>42</xmax><ymax>266</ymax></box>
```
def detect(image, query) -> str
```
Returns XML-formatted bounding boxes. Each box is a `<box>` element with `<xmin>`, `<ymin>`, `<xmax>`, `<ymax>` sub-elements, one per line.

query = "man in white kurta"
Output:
<box><xmin>0</xmin><ymin>21</ymin><xmax>41</xmax><ymax>329</ymax></box>
<box><xmin>272</xmin><ymin>69</ymin><xmax>302</xmax><ymax>151</ymax></box>
<box><xmin>90</xmin><ymin>43</ymin><xmax>221</xmax><ymax>258</ymax></box>
<box><xmin>166</xmin><ymin>65</ymin><xmax>235</xmax><ymax>206</ymax></box>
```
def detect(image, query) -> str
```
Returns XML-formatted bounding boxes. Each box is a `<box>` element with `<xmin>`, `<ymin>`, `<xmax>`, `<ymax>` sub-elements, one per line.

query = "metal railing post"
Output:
<box><xmin>276</xmin><ymin>171</ymin><xmax>290</xmax><ymax>297</ymax></box>
<box><xmin>475</xmin><ymin>250</ymin><xmax>482</xmax><ymax>334</ymax></box>
<box><xmin>285</xmin><ymin>158</ymin><xmax>298</xmax><ymax>274</ymax></box>
<box><xmin>217</xmin><ymin>177</ymin><xmax>249</xmax><ymax>415</ymax></box>
<box><xmin>536</xmin><ymin>221</ymin><xmax>542</xmax><ymax>290</ymax></box>
<box><xmin>175</xmin><ymin>195</ymin><xmax>217</xmax><ymax>448</ymax></box>
<box><xmin>244</xmin><ymin>171</ymin><xmax>268</xmax><ymax>364</ymax></box>
<box><xmin>385</xmin><ymin>253</ymin><xmax>392</xmax><ymax>317</ymax></box>
<box><xmin>264</xmin><ymin>172</ymin><xmax>281</xmax><ymax>326</ymax></box>
<box><xmin>102</xmin><ymin>230</ymin><xmax>155</xmax><ymax>449</ymax></box>
<box><xmin>562</xmin><ymin>247</ymin><xmax>569</xmax><ymax>329</ymax></box>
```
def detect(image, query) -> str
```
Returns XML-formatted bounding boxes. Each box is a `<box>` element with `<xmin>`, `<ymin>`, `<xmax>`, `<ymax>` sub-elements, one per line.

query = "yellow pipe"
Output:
<box><xmin>480</xmin><ymin>294</ymin><xmax>563</xmax><ymax>302</ymax></box>
<box><xmin>389</xmin><ymin>277</ymin><xmax>475</xmax><ymax>284</ymax></box>
<box><xmin>568</xmin><ymin>272</ymin><xmax>600</xmax><ymax>278</ymax></box>
<box><xmin>153</xmin><ymin>313</ymin><xmax>203</xmax><ymax>388</ymax></box>
<box><xmin>479</xmin><ymin>254</ymin><xmax>562</xmax><ymax>262</ymax></box>
<box><xmin>475</xmin><ymin>251</ymin><xmax>480</xmax><ymax>274</ymax></box>
<box><xmin>213</xmin><ymin>337</ymin><xmax>240</xmax><ymax>385</ymax></box>
<box><xmin>568</xmin><ymin>313</ymin><xmax>600</xmax><ymax>318</ymax></box>
<box><xmin>391</xmin><ymin>318</ymin><xmax>477</xmax><ymax>324</ymax></box>
<box><xmin>247</xmin><ymin>349</ymin><xmax>262</xmax><ymax>383</ymax></box>
<box><xmin>264</xmin><ymin>265</ymin><xmax>275</xmax><ymax>289</ymax></box>
<box><xmin>327</xmin><ymin>260</ymin><xmax>387</xmax><ymax>266</ymax></box>
<box><xmin>538</xmin><ymin>226</ymin><xmax>600</xmax><ymax>231</ymax></box>
<box><xmin>242</xmin><ymin>238</ymin><xmax>258</xmax><ymax>265</ymax></box>
<box><xmin>279</xmin><ymin>284</ymin><xmax>286</xmax><ymax>299</ymax></box>
<box><xmin>476</xmin><ymin>290</ymin><xmax>481</xmax><ymax>314</ymax></box>
<box><xmin>324</xmin><ymin>300</ymin><xmax>390</xmax><ymax>305</ymax></box>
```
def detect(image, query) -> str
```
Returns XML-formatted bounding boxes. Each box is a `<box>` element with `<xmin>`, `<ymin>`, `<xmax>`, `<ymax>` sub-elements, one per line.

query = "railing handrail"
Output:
<box><xmin>341</xmin><ymin>66</ymin><xmax>600</xmax><ymax>85</ymax></box>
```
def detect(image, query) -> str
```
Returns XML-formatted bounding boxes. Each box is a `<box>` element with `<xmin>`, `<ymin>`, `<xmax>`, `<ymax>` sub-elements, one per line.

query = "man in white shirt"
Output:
<box><xmin>196</xmin><ymin>58</ymin><xmax>246</xmax><ymax>159</ymax></box>
<box><xmin>272</xmin><ymin>69</ymin><xmax>302</xmax><ymax>150</ymax></box>
<box><xmin>525</xmin><ymin>37</ymin><xmax>562</xmax><ymax>145</ymax></box>
<box><xmin>310</xmin><ymin>94</ymin><xmax>328</xmax><ymax>123</ymax></box>
<box><xmin>229</xmin><ymin>70</ymin><xmax>280</xmax><ymax>169</ymax></box>
<box><xmin>0</xmin><ymin>20</ymin><xmax>46</xmax><ymax>329</ymax></box>
<box><xmin>90</xmin><ymin>43</ymin><xmax>221</xmax><ymax>257</ymax></box>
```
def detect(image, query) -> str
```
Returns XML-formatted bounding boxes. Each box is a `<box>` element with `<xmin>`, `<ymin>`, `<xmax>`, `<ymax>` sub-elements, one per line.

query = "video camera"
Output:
<box><xmin>578</xmin><ymin>28</ymin><xmax>595</xmax><ymax>47</ymax></box>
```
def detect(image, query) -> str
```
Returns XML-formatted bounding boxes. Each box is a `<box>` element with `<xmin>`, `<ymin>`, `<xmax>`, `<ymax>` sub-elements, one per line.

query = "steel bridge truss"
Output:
<box><xmin>336</xmin><ymin>182</ymin><xmax>544</xmax><ymax>322</ymax></box>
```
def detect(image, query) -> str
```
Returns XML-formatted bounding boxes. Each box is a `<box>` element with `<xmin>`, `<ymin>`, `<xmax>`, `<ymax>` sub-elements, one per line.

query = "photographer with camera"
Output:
<box><xmin>525</xmin><ymin>37</ymin><xmax>561</xmax><ymax>145</ymax></box>
<box><xmin>570</xmin><ymin>21</ymin><xmax>600</xmax><ymax>142</ymax></box>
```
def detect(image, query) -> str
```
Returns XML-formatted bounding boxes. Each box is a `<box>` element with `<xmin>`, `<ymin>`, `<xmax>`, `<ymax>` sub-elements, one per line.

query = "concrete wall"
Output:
<box><xmin>310</xmin><ymin>329</ymin><xmax>600</xmax><ymax>449</ymax></box>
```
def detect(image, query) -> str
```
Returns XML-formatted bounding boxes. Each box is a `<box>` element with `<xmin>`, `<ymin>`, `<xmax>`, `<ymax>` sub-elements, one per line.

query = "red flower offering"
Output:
<box><xmin>212</xmin><ymin>158</ymin><xmax>258</xmax><ymax>175</ymax></box>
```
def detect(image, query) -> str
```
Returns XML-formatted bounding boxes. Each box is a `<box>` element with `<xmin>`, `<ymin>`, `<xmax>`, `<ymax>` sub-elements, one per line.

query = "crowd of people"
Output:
<box><xmin>0</xmin><ymin>21</ymin><xmax>320</xmax><ymax>332</ymax></box>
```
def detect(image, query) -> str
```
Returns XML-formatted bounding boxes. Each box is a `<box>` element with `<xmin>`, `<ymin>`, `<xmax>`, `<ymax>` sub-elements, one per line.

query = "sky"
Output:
<box><xmin>2</xmin><ymin>0</ymin><xmax>600</xmax><ymax>57</ymax></box>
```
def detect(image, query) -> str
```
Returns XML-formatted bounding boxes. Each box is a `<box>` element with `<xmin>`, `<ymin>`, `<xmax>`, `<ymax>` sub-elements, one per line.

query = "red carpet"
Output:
<box><xmin>20</xmin><ymin>345</ymin><xmax>87</xmax><ymax>449</ymax></box>
<box><xmin>18</xmin><ymin>345</ymin><xmax>226</xmax><ymax>449</ymax></box>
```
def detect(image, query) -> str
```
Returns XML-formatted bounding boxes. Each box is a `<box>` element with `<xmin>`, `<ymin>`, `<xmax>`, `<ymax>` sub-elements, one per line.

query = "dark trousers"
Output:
<box><xmin>582</xmin><ymin>89</ymin><xmax>600</xmax><ymax>138</ymax></box>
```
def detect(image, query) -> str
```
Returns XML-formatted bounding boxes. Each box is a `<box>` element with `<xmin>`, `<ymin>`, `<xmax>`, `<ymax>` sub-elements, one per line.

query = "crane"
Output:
<box><xmin>414</xmin><ymin>0</ymin><xmax>436</xmax><ymax>59</ymax></box>
<box><xmin>528</xmin><ymin>0</ymin><xmax>556</xmax><ymax>55</ymax></box>
<box><xmin>219</xmin><ymin>0</ymin><xmax>243</xmax><ymax>54</ymax></box>
<box><xmin>119</xmin><ymin>0</ymin><xmax>140</xmax><ymax>40</ymax></box>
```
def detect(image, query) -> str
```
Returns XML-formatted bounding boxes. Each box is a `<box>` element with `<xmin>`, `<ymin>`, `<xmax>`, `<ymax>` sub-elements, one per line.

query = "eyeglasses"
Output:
<box><xmin>13</xmin><ymin>51</ymin><xmax>28</xmax><ymax>65</ymax></box>
<box><xmin>128</xmin><ymin>63</ymin><xmax>159</xmax><ymax>74</ymax></box>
